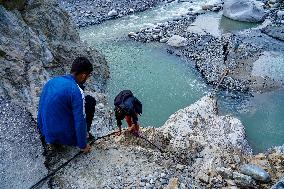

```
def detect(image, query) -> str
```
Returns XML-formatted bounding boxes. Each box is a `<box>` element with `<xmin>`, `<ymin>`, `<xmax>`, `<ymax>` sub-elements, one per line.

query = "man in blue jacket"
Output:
<box><xmin>37</xmin><ymin>57</ymin><xmax>94</xmax><ymax>153</ymax></box>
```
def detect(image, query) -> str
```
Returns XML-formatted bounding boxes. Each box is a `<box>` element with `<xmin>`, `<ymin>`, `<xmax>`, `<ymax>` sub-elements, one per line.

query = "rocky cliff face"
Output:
<box><xmin>0</xmin><ymin>0</ymin><xmax>109</xmax><ymax>117</ymax></box>
<box><xmin>0</xmin><ymin>2</ymin><xmax>110</xmax><ymax>188</ymax></box>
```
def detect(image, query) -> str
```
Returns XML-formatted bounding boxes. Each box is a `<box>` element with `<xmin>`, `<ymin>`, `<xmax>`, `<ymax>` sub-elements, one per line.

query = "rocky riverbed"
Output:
<box><xmin>128</xmin><ymin>0</ymin><xmax>284</xmax><ymax>93</ymax></box>
<box><xmin>59</xmin><ymin>0</ymin><xmax>166</xmax><ymax>27</ymax></box>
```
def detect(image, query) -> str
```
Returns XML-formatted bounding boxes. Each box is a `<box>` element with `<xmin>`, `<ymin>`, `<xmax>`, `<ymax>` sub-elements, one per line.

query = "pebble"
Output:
<box><xmin>140</xmin><ymin>181</ymin><xmax>146</xmax><ymax>187</ymax></box>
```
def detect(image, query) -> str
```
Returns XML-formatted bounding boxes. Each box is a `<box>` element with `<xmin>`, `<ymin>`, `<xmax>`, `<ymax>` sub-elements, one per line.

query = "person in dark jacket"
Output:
<box><xmin>114</xmin><ymin>90</ymin><xmax>142</xmax><ymax>136</ymax></box>
<box><xmin>37</xmin><ymin>57</ymin><xmax>96</xmax><ymax>153</ymax></box>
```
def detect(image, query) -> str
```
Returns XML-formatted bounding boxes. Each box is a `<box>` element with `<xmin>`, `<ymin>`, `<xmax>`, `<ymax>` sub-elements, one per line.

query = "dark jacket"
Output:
<box><xmin>115</xmin><ymin>96</ymin><xmax>138</xmax><ymax>127</ymax></box>
<box><xmin>37</xmin><ymin>75</ymin><xmax>87</xmax><ymax>149</ymax></box>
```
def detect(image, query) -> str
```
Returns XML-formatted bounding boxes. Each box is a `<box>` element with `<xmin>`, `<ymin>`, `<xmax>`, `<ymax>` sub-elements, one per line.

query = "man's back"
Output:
<box><xmin>38</xmin><ymin>75</ymin><xmax>87</xmax><ymax>148</ymax></box>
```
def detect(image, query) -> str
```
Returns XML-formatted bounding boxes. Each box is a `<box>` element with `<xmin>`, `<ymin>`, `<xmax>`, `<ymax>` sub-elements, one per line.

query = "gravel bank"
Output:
<box><xmin>128</xmin><ymin>6</ymin><xmax>284</xmax><ymax>93</ymax></box>
<box><xmin>59</xmin><ymin>0</ymin><xmax>166</xmax><ymax>27</ymax></box>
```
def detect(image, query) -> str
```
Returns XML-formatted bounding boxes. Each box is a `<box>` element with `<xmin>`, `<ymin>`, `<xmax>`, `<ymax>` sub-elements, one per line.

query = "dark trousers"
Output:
<box><xmin>85</xmin><ymin>95</ymin><xmax>96</xmax><ymax>133</ymax></box>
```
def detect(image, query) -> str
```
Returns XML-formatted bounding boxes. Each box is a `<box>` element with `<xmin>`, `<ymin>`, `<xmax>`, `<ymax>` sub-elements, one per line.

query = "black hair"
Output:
<box><xmin>71</xmin><ymin>57</ymin><xmax>93</xmax><ymax>75</ymax></box>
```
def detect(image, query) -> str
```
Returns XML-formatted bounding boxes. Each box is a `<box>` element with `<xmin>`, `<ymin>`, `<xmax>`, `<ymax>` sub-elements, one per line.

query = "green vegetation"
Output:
<box><xmin>0</xmin><ymin>0</ymin><xmax>26</xmax><ymax>10</ymax></box>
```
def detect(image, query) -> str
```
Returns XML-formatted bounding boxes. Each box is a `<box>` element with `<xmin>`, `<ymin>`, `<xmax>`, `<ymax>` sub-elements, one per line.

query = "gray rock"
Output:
<box><xmin>240</xmin><ymin>164</ymin><xmax>271</xmax><ymax>183</ymax></box>
<box><xmin>152</xmin><ymin>28</ymin><xmax>161</xmax><ymax>33</ymax></box>
<box><xmin>216</xmin><ymin>167</ymin><xmax>233</xmax><ymax>179</ymax></box>
<box><xmin>271</xmin><ymin>177</ymin><xmax>284</xmax><ymax>189</ymax></box>
<box><xmin>166</xmin><ymin>35</ymin><xmax>187</xmax><ymax>47</ymax></box>
<box><xmin>160</xmin><ymin>38</ymin><xmax>169</xmax><ymax>43</ymax></box>
<box><xmin>223</xmin><ymin>0</ymin><xmax>266</xmax><ymax>22</ymax></box>
<box><xmin>262</xmin><ymin>24</ymin><xmax>284</xmax><ymax>41</ymax></box>
<box><xmin>202</xmin><ymin>4</ymin><xmax>214</xmax><ymax>11</ymax></box>
<box><xmin>140</xmin><ymin>181</ymin><xmax>146</xmax><ymax>187</ymax></box>
<box><xmin>107</xmin><ymin>9</ymin><xmax>118</xmax><ymax>17</ymax></box>
<box><xmin>277</xmin><ymin>10</ymin><xmax>284</xmax><ymax>18</ymax></box>
<box><xmin>232</xmin><ymin>172</ymin><xmax>256</xmax><ymax>188</ymax></box>
<box><xmin>128</xmin><ymin>32</ymin><xmax>137</xmax><ymax>38</ymax></box>
<box><xmin>0</xmin><ymin>98</ymin><xmax>48</xmax><ymax>189</ymax></box>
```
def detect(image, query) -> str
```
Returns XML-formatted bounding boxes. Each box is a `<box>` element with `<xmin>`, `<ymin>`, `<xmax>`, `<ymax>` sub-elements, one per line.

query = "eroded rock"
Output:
<box><xmin>223</xmin><ymin>0</ymin><xmax>266</xmax><ymax>22</ymax></box>
<box><xmin>0</xmin><ymin>2</ymin><xmax>109</xmax><ymax>117</ymax></box>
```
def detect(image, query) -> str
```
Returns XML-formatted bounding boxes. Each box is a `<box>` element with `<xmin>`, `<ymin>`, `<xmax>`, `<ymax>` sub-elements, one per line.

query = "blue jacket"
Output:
<box><xmin>37</xmin><ymin>75</ymin><xmax>87</xmax><ymax>149</ymax></box>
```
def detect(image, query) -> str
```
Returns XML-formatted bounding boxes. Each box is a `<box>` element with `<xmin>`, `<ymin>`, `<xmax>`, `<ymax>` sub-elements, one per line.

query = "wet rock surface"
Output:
<box><xmin>272</xmin><ymin>177</ymin><xmax>284</xmax><ymax>189</ymax></box>
<box><xmin>59</xmin><ymin>0</ymin><xmax>166</xmax><ymax>27</ymax></box>
<box><xmin>262</xmin><ymin>23</ymin><xmax>284</xmax><ymax>41</ymax></box>
<box><xmin>0</xmin><ymin>97</ymin><xmax>47</xmax><ymax>189</ymax></box>
<box><xmin>261</xmin><ymin>9</ymin><xmax>284</xmax><ymax>41</ymax></box>
<box><xmin>223</xmin><ymin>0</ymin><xmax>266</xmax><ymax>22</ymax></box>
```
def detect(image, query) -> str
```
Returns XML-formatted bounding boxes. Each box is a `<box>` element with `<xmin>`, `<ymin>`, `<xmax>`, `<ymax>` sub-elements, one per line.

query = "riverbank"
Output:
<box><xmin>129</xmin><ymin>6</ymin><xmax>284</xmax><ymax>93</ymax></box>
<box><xmin>59</xmin><ymin>0</ymin><xmax>166</xmax><ymax>27</ymax></box>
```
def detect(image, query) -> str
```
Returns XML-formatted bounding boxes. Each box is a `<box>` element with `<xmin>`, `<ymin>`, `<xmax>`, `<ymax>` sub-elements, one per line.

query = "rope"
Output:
<box><xmin>213</xmin><ymin>69</ymin><xmax>229</xmax><ymax>94</ymax></box>
<box><xmin>212</xmin><ymin>40</ymin><xmax>230</xmax><ymax>95</ymax></box>
<box><xmin>137</xmin><ymin>132</ymin><xmax>165</xmax><ymax>153</ymax></box>
<box><xmin>136</xmin><ymin>132</ymin><xmax>189</xmax><ymax>165</ymax></box>
<box><xmin>31</xmin><ymin>130</ymin><xmax>196</xmax><ymax>189</ymax></box>
<box><xmin>29</xmin><ymin>131</ymin><xmax>118</xmax><ymax>189</ymax></box>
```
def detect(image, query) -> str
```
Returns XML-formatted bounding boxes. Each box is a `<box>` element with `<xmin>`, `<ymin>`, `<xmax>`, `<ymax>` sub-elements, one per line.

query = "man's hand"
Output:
<box><xmin>81</xmin><ymin>144</ymin><xmax>91</xmax><ymax>153</ymax></box>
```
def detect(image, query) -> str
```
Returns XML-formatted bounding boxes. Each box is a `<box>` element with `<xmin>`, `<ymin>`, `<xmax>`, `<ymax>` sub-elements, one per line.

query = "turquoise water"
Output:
<box><xmin>85</xmin><ymin>39</ymin><xmax>208</xmax><ymax>127</ymax></box>
<box><xmin>242</xmin><ymin>90</ymin><xmax>284</xmax><ymax>153</ymax></box>
<box><xmin>80</xmin><ymin>1</ymin><xmax>284</xmax><ymax>152</ymax></box>
<box><xmin>80</xmin><ymin>0</ymin><xmax>209</xmax><ymax>126</ymax></box>
<box><xmin>219</xmin><ymin>89</ymin><xmax>284</xmax><ymax>153</ymax></box>
<box><xmin>188</xmin><ymin>12</ymin><xmax>260</xmax><ymax>37</ymax></box>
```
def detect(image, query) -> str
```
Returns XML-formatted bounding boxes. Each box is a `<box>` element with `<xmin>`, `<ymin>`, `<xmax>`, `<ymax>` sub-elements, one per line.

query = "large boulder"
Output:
<box><xmin>158</xmin><ymin>95</ymin><xmax>252</xmax><ymax>180</ymax></box>
<box><xmin>0</xmin><ymin>5</ymin><xmax>50</xmax><ymax>117</ymax></box>
<box><xmin>166</xmin><ymin>35</ymin><xmax>187</xmax><ymax>47</ymax></box>
<box><xmin>223</xmin><ymin>0</ymin><xmax>266</xmax><ymax>22</ymax></box>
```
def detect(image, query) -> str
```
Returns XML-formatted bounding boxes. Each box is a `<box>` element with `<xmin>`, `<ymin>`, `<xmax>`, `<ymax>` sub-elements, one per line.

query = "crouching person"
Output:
<box><xmin>114</xmin><ymin>90</ymin><xmax>142</xmax><ymax>136</ymax></box>
<box><xmin>37</xmin><ymin>57</ymin><xmax>96</xmax><ymax>154</ymax></box>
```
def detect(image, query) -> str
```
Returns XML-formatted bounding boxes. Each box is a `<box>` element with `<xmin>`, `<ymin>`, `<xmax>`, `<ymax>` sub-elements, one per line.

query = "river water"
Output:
<box><xmin>80</xmin><ymin>1</ymin><xmax>284</xmax><ymax>153</ymax></box>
